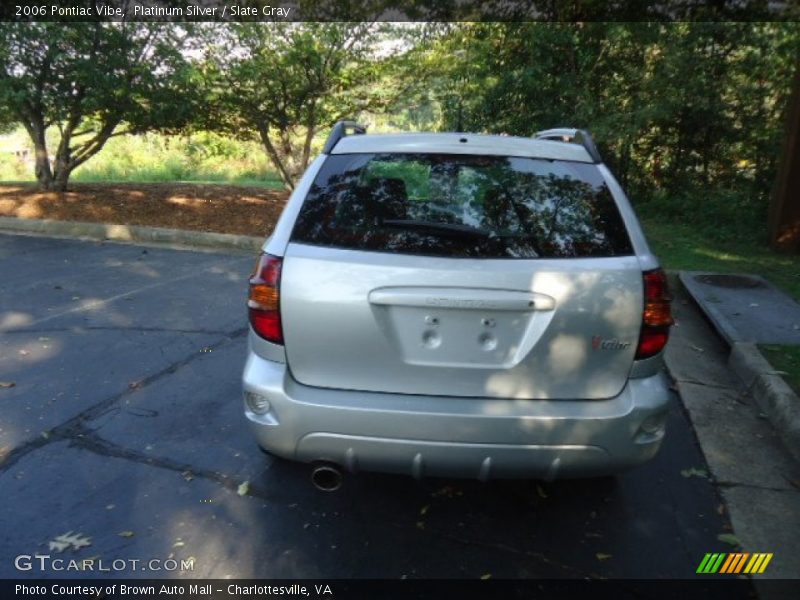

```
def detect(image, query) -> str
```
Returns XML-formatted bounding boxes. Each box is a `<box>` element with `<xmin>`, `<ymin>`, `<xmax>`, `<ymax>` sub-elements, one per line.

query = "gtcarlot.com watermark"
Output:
<box><xmin>14</xmin><ymin>554</ymin><xmax>195</xmax><ymax>573</ymax></box>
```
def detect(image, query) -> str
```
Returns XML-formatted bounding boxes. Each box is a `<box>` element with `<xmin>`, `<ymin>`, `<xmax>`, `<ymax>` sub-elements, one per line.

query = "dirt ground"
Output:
<box><xmin>0</xmin><ymin>183</ymin><xmax>290</xmax><ymax>237</ymax></box>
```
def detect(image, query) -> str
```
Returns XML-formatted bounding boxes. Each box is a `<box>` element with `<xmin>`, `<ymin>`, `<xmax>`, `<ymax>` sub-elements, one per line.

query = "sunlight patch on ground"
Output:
<box><xmin>166</xmin><ymin>196</ymin><xmax>211</xmax><ymax>207</ymax></box>
<box><xmin>694</xmin><ymin>248</ymin><xmax>745</xmax><ymax>262</ymax></box>
<box><xmin>0</xmin><ymin>311</ymin><xmax>33</xmax><ymax>330</ymax></box>
<box><xmin>0</xmin><ymin>198</ymin><xmax>43</xmax><ymax>219</ymax></box>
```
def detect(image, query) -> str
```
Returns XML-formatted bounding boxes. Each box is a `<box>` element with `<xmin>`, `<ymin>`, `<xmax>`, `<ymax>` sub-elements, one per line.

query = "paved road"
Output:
<box><xmin>0</xmin><ymin>233</ymin><xmax>736</xmax><ymax>580</ymax></box>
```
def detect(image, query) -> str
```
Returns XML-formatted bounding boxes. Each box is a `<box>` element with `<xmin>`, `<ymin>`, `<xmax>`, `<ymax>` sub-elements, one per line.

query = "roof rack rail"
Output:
<box><xmin>533</xmin><ymin>128</ymin><xmax>602</xmax><ymax>163</ymax></box>
<box><xmin>322</xmin><ymin>120</ymin><xmax>367</xmax><ymax>154</ymax></box>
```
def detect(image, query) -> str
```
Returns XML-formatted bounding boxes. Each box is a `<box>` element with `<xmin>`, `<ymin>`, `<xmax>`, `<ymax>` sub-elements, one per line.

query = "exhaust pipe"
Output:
<box><xmin>310</xmin><ymin>463</ymin><xmax>343</xmax><ymax>492</ymax></box>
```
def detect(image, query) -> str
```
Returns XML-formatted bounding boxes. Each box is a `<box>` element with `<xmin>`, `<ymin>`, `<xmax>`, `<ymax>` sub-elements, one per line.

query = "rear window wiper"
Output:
<box><xmin>382</xmin><ymin>219</ymin><xmax>492</xmax><ymax>240</ymax></box>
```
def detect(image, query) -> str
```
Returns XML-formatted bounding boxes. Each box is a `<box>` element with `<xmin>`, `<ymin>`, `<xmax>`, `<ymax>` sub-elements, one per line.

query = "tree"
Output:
<box><xmin>417</xmin><ymin>22</ymin><xmax>800</xmax><ymax>238</ymax></box>
<box><xmin>0</xmin><ymin>23</ymin><xmax>198</xmax><ymax>191</ymax></box>
<box><xmin>768</xmin><ymin>66</ymin><xmax>800</xmax><ymax>252</ymax></box>
<box><xmin>203</xmin><ymin>23</ymin><xmax>404</xmax><ymax>191</ymax></box>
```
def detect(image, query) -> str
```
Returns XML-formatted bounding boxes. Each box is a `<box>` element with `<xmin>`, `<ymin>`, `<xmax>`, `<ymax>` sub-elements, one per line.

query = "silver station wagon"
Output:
<box><xmin>242</xmin><ymin>122</ymin><xmax>673</xmax><ymax>490</ymax></box>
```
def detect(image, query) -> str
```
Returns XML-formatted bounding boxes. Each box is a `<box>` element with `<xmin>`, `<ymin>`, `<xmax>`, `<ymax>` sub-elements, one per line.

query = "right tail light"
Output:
<box><xmin>635</xmin><ymin>268</ymin><xmax>673</xmax><ymax>360</ymax></box>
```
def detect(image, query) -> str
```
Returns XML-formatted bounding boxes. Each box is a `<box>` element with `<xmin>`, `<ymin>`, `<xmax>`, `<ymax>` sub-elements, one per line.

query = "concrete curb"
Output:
<box><xmin>728</xmin><ymin>342</ymin><xmax>800</xmax><ymax>464</ymax></box>
<box><xmin>0</xmin><ymin>216</ymin><xmax>264</xmax><ymax>252</ymax></box>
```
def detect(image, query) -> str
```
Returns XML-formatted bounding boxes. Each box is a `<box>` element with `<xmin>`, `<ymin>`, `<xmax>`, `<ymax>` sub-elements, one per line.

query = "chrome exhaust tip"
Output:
<box><xmin>310</xmin><ymin>464</ymin><xmax>343</xmax><ymax>492</ymax></box>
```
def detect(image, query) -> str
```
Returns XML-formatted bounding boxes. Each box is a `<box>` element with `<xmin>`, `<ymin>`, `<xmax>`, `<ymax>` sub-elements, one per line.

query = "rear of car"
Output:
<box><xmin>242</xmin><ymin>125</ymin><xmax>673</xmax><ymax>481</ymax></box>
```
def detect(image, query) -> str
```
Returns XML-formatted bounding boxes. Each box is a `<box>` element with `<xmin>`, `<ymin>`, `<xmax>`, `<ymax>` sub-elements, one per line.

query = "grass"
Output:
<box><xmin>640</xmin><ymin>216</ymin><xmax>800</xmax><ymax>302</ymax></box>
<box><xmin>0</xmin><ymin>128</ymin><xmax>286</xmax><ymax>190</ymax></box>
<box><xmin>641</xmin><ymin>211</ymin><xmax>800</xmax><ymax>396</ymax></box>
<box><xmin>758</xmin><ymin>345</ymin><xmax>800</xmax><ymax>397</ymax></box>
<box><xmin>71</xmin><ymin>175</ymin><xmax>285</xmax><ymax>189</ymax></box>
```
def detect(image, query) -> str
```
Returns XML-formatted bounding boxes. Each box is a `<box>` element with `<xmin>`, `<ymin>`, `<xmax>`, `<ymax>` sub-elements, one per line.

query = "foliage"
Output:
<box><xmin>201</xmin><ymin>22</ymin><xmax>410</xmax><ymax>190</ymax></box>
<box><xmin>0</xmin><ymin>127</ymin><xmax>283</xmax><ymax>188</ymax></box>
<box><xmin>71</xmin><ymin>131</ymin><xmax>282</xmax><ymax>187</ymax></box>
<box><xmin>0</xmin><ymin>22</ymin><xmax>200</xmax><ymax>190</ymax></box>
<box><xmin>640</xmin><ymin>215</ymin><xmax>800</xmax><ymax>302</ymax></box>
<box><xmin>419</xmin><ymin>22</ymin><xmax>800</xmax><ymax>239</ymax></box>
<box><xmin>1</xmin><ymin>20</ymin><xmax>797</xmax><ymax>252</ymax></box>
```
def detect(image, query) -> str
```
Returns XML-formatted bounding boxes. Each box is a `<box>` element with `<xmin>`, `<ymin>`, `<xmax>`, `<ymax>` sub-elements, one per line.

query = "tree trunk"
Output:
<box><xmin>52</xmin><ymin>165</ymin><xmax>72</xmax><ymax>192</ymax></box>
<box><xmin>51</xmin><ymin>149</ymin><xmax>72</xmax><ymax>192</ymax></box>
<box><xmin>31</xmin><ymin>124</ymin><xmax>54</xmax><ymax>190</ymax></box>
<box><xmin>257</xmin><ymin>123</ymin><xmax>295</xmax><ymax>191</ymax></box>
<box><xmin>768</xmin><ymin>67</ymin><xmax>800</xmax><ymax>253</ymax></box>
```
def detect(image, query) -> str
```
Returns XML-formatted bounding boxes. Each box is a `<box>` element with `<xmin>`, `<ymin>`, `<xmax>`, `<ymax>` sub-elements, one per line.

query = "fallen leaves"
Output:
<box><xmin>596</xmin><ymin>553</ymin><xmax>613</xmax><ymax>561</ymax></box>
<box><xmin>431</xmin><ymin>485</ymin><xmax>462</xmax><ymax>499</ymax></box>
<box><xmin>717</xmin><ymin>533</ymin><xmax>740</xmax><ymax>547</ymax></box>
<box><xmin>48</xmin><ymin>531</ymin><xmax>92</xmax><ymax>553</ymax></box>
<box><xmin>681</xmin><ymin>467</ymin><xmax>709</xmax><ymax>479</ymax></box>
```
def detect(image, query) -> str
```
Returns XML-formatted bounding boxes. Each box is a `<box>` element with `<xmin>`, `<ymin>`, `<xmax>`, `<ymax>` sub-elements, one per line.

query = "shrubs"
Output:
<box><xmin>638</xmin><ymin>187</ymin><xmax>769</xmax><ymax>244</ymax></box>
<box><xmin>69</xmin><ymin>131</ymin><xmax>282</xmax><ymax>187</ymax></box>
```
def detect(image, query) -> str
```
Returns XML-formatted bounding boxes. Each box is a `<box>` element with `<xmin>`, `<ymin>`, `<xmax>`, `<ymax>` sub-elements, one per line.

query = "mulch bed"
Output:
<box><xmin>0</xmin><ymin>182</ymin><xmax>291</xmax><ymax>237</ymax></box>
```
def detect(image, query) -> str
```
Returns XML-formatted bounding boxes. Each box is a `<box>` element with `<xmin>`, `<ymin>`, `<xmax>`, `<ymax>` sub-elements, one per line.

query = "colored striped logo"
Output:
<box><xmin>696</xmin><ymin>553</ymin><xmax>773</xmax><ymax>574</ymax></box>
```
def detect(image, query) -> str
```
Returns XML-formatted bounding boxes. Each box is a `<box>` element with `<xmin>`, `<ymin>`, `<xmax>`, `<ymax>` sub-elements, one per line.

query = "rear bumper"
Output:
<box><xmin>242</xmin><ymin>352</ymin><xmax>672</xmax><ymax>480</ymax></box>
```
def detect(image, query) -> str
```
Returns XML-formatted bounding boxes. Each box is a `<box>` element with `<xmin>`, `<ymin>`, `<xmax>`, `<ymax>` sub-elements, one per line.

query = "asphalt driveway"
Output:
<box><xmin>0</xmin><ymin>233</ymin><xmax>739</xmax><ymax>580</ymax></box>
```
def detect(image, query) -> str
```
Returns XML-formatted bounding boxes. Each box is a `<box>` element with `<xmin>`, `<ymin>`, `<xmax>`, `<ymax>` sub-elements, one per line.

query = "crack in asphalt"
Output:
<box><xmin>0</xmin><ymin>327</ymin><xmax>247</xmax><ymax>474</ymax></box>
<box><xmin>716</xmin><ymin>480</ymin><xmax>800</xmax><ymax>494</ymax></box>
<box><xmin>66</xmin><ymin>424</ymin><xmax>278</xmax><ymax>502</ymax></box>
<box><xmin>53</xmin><ymin>428</ymin><xmax>600</xmax><ymax>579</ymax></box>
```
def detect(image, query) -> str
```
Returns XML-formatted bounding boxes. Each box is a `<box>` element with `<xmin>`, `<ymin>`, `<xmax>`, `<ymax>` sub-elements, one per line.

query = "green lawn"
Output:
<box><xmin>640</xmin><ymin>217</ymin><xmax>800</xmax><ymax>302</ymax></box>
<box><xmin>71</xmin><ymin>175</ymin><xmax>286</xmax><ymax>189</ymax></box>
<box><xmin>641</xmin><ymin>215</ymin><xmax>800</xmax><ymax>396</ymax></box>
<box><xmin>758</xmin><ymin>345</ymin><xmax>800</xmax><ymax>396</ymax></box>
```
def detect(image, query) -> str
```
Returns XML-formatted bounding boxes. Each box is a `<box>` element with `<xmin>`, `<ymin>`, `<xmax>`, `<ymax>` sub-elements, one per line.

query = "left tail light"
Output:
<box><xmin>248</xmin><ymin>253</ymin><xmax>283</xmax><ymax>344</ymax></box>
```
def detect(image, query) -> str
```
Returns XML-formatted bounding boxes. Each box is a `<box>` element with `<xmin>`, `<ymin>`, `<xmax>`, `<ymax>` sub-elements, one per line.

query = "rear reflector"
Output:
<box><xmin>248</xmin><ymin>254</ymin><xmax>283</xmax><ymax>344</ymax></box>
<box><xmin>636</xmin><ymin>269</ymin><xmax>673</xmax><ymax>360</ymax></box>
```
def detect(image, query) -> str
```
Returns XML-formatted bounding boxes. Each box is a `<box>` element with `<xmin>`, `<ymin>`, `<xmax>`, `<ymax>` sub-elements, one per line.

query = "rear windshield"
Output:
<box><xmin>290</xmin><ymin>153</ymin><xmax>633</xmax><ymax>259</ymax></box>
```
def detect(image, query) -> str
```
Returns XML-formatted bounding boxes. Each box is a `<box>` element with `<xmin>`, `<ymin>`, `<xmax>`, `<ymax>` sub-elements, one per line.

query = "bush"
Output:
<box><xmin>637</xmin><ymin>186</ymin><xmax>769</xmax><ymax>244</ymax></box>
<box><xmin>0</xmin><ymin>128</ymin><xmax>283</xmax><ymax>188</ymax></box>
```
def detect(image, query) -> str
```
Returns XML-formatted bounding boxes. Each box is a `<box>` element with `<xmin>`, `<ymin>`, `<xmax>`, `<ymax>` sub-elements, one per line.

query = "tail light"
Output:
<box><xmin>248</xmin><ymin>253</ymin><xmax>283</xmax><ymax>344</ymax></box>
<box><xmin>635</xmin><ymin>268</ymin><xmax>673</xmax><ymax>360</ymax></box>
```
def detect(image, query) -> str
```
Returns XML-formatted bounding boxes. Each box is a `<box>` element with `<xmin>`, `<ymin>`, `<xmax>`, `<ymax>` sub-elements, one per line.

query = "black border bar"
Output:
<box><xmin>2</xmin><ymin>0</ymin><xmax>800</xmax><ymax>22</ymax></box>
<box><xmin>5</xmin><ymin>578</ymin><xmax>800</xmax><ymax>600</ymax></box>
